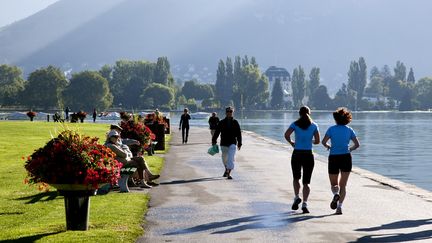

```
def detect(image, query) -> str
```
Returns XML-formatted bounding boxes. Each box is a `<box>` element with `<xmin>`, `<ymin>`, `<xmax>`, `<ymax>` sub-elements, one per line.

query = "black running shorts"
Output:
<box><xmin>328</xmin><ymin>153</ymin><xmax>352</xmax><ymax>174</ymax></box>
<box><xmin>291</xmin><ymin>150</ymin><xmax>314</xmax><ymax>184</ymax></box>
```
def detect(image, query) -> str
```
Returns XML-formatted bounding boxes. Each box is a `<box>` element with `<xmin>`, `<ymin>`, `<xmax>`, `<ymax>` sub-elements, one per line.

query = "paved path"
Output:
<box><xmin>138</xmin><ymin>127</ymin><xmax>432</xmax><ymax>242</ymax></box>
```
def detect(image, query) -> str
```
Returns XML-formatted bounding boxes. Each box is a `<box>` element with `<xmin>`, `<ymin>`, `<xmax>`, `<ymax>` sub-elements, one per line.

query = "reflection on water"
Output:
<box><xmin>172</xmin><ymin>110</ymin><xmax>432</xmax><ymax>192</ymax></box>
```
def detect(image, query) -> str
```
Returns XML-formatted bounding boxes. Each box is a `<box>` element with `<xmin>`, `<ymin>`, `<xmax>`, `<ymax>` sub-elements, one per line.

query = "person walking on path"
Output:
<box><xmin>65</xmin><ymin>106</ymin><xmax>70</xmax><ymax>121</ymax></box>
<box><xmin>92</xmin><ymin>108</ymin><xmax>97</xmax><ymax>123</ymax></box>
<box><xmin>284</xmin><ymin>106</ymin><xmax>320</xmax><ymax>213</ymax></box>
<box><xmin>208</xmin><ymin>112</ymin><xmax>220</xmax><ymax>137</ymax></box>
<box><xmin>212</xmin><ymin>106</ymin><xmax>242</xmax><ymax>180</ymax></box>
<box><xmin>179</xmin><ymin>108</ymin><xmax>191</xmax><ymax>144</ymax></box>
<box><xmin>322</xmin><ymin>107</ymin><xmax>360</xmax><ymax>215</ymax></box>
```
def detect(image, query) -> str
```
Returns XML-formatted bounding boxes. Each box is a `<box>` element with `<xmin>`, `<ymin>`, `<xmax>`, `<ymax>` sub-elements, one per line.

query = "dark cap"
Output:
<box><xmin>225</xmin><ymin>106</ymin><xmax>234</xmax><ymax>112</ymax></box>
<box><xmin>110</xmin><ymin>124</ymin><xmax>123</xmax><ymax>131</ymax></box>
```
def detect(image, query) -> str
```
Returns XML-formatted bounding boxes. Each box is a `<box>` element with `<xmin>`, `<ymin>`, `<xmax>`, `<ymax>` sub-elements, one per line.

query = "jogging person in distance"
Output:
<box><xmin>284</xmin><ymin>106</ymin><xmax>320</xmax><ymax>213</ymax></box>
<box><xmin>322</xmin><ymin>107</ymin><xmax>360</xmax><ymax>215</ymax></box>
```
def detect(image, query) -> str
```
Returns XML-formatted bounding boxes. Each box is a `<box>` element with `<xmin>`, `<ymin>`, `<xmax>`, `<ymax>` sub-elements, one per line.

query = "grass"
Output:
<box><xmin>0</xmin><ymin>121</ymin><xmax>167</xmax><ymax>242</ymax></box>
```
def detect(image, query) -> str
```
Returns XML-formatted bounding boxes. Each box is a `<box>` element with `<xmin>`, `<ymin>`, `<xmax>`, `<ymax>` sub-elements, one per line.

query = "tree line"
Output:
<box><xmin>1</xmin><ymin>56</ymin><xmax>432</xmax><ymax>112</ymax></box>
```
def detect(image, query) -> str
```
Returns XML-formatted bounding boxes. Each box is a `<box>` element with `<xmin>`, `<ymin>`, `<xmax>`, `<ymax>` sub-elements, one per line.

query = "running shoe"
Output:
<box><xmin>335</xmin><ymin>207</ymin><xmax>342</xmax><ymax>215</ymax></box>
<box><xmin>227</xmin><ymin>175</ymin><xmax>233</xmax><ymax>180</ymax></box>
<box><xmin>330</xmin><ymin>194</ymin><xmax>340</xmax><ymax>209</ymax></box>
<box><xmin>301</xmin><ymin>206</ymin><xmax>310</xmax><ymax>214</ymax></box>
<box><xmin>291</xmin><ymin>197</ymin><xmax>302</xmax><ymax>210</ymax></box>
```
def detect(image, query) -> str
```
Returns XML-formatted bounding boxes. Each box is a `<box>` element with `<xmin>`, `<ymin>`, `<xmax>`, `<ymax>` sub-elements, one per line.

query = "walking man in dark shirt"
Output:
<box><xmin>208</xmin><ymin>112</ymin><xmax>220</xmax><ymax>137</ymax></box>
<box><xmin>179</xmin><ymin>108</ymin><xmax>191</xmax><ymax>144</ymax></box>
<box><xmin>212</xmin><ymin>106</ymin><xmax>242</xmax><ymax>179</ymax></box>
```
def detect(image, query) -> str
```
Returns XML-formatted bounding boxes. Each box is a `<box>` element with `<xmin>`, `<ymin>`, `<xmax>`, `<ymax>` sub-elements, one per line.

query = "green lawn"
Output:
<box><xmin>0</xmin><ymin>121</ymin><xmax>166</xmax><ymax>242</ymax></box>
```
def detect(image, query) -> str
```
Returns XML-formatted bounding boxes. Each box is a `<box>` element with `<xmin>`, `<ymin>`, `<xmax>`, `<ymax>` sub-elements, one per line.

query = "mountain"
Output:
<box><xmin>1</xmin><ymin>0</ymin><xmax>432</xmax><ymax>93</ymax></box>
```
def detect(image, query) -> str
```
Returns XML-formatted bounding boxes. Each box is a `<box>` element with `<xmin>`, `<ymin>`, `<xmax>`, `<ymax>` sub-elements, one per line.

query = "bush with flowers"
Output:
<box><xmin>24</xmin><ymin>130</ymin><xmax>122</xmax><ymax>190</ymax></box>
<box><xmin>120</xmin><ymin>116</ymin><xmax>156</xmax><ymax>153</ymax></box>
<box><xmin>26</xmin><ymin>111</ymin><xmax>37</xmax><ymax>121</ymax></box>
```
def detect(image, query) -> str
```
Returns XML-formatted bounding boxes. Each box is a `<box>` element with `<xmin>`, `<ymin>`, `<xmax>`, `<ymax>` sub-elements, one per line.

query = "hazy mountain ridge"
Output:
<box><xmin>1</xmin><ymin>0</ymin><xmax>431</xmax><ymax>92</ymax></box>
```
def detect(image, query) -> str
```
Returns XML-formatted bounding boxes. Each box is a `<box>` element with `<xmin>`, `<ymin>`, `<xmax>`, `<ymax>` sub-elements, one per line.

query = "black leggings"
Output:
<box><xmin>182</xmin><ymin>126</ymin><xmax>189</xmax><ymax>142</ymax></box>
<box><xmin>291</xmin><ymin>150</ymin><xmax>315</xmax><ymax>184</ymax></box>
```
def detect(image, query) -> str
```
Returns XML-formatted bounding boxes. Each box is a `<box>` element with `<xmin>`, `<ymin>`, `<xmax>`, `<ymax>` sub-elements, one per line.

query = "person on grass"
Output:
<box><xmin>285</xmin><ymin>106</ymin><xmax>320</xmax><ymax>213</ymax></box>
<box><xmin>322</xmin><ymin>107</ymin><xmax>360</xmax><ymax>215</ymax></box>
<box><xmin>212</xmin><ymin>106</ymin><xmax>242</xmax><ymax>180</ymax></box>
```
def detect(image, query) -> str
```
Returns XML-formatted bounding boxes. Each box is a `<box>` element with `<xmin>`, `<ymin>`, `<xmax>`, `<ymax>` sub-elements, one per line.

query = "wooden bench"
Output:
<box><xmin>119</xmin><ymin>167</ymin><xmax>137</xmax><ymax>192</ymax></box>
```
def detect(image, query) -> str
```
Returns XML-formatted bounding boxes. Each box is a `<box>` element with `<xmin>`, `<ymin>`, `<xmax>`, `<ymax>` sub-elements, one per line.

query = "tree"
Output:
<box><xmin>99</xmin><ymin>64</ymin><xmax>113</xmax><ymax>83</ymax></box>
<box><xmin>63</xmin><ymin>71</ymin><xmax>113</xmax><ymax>111</ymax></box>
<box><xmin>307</xmin><ymin>67</ymin><xmax>320</xmax><ymax>106</ymax></box>
<box><xmin>22</xmin><ymin>66</ymin><xmax>68</xmax><ymax>109</ymax></box>
<box><xmin>154</xmin><ymin>57</ymin><xmax>170</xmax><ymax>85</ymax></box>
<box><xmin>215</xmin><ymin>59</ymin><xmax>226</xmax><ymax>105</ymax></box>
<box><xmin>333</xmin><ymin>83</ymin><xmax>354</xmax><ymax>108</ymax></box>
<box><xmin>394</xmin><ymin>61</ymin><xmax>407</xmax><ymax>82</ymax></box>
<box><xmin>407</xmin><ymin>67</ymin><xmax>415</xmax><ymax>84</ymax></box>
<box><xmin>291</xmin><ymin>65</ymin><xmax>306</xmax><ymax>108</ymax></box>
<box><xmin>225</xmin><ymin>57</ymin><xmax>234</xmax><ymax>105</ymax></box>
<box><xmin>270</xmin><ymin>78</ymin><xmax>284</xmax><ymax>109</ymax></box>
<box><xmin>347</xmin><ymin>57</ymin><xmax>367</xmax><ymax>102</ymax></box>
<box><xmin>141</xmin><ymin>83</ymin><xmax>174</xmax><ymax>109</ymax></box>
<box><xmin>415</xmin><ymin>77</ymin><xmax>432</xmax><ymax>109</ymax></box>
<box><xmin>0</xmin><ymin>64</ymin><xmax>25</xmax><ymax>105</ymax></box>
<box><xmin>311</xmin><ymin>85</ymin><xmax>332</xmax><ymax>110</ymax></box>
<box><xmin>182</xmin><ymin>80</ymin><xmax>214</xmax><ymax>100</ymax></box>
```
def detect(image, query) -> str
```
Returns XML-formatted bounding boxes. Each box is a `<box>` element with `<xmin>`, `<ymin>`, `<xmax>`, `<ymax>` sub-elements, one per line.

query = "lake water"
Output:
<box><xmin>171</xmin><ymin>111</ymin><xmax>432</xmax><ymax>192</ymax></box>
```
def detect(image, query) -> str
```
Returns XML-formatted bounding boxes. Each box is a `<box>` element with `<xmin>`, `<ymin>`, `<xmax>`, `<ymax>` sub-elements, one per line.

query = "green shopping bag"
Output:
<box><xmin>207</xmin><ymin>145</ymin><xmax>219</xmax><ymax>156</ymax></box>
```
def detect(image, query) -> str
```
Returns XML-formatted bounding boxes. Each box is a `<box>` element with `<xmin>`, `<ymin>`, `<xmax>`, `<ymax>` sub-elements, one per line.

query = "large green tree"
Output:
<box><xmin>311</xmin><ymin>85</ymin><xmax>332</xmax><ymax>110</ymax></box>
<box><xmin>141</xmin><ymin>83</ymin><xmax>174</xmax><ymax>109</ymax></box>
<box><xmin>394</xmin><ymin>61</ymin><xmax>407</xmax><ymax>82</ymax></box>
<box><xmin>407</xmin><ymin>67</ymin><xmax>415</xmax><ymax>84</ymax></box>
<box><xmin>215</xmin><ymin>59</ymin><xmax>226</xmax><ymax>105</ymax></box>
<box><xmin>63</xmin><ymin>71</ymin><xmax>113</xmax><ymax>111</ymax></box>
<box><xmin>307</xmin><ymin>67</ymin><xmax>320</xmax><ymax>106</ymax></box>
<box><xmin>182</xmin><ymin>80</ymin><xmax>214</xmax><ymax>100</ymax></box>
<box><xmin>0</xmin><ymin>64</ymin><xmax>25</xmax><ymax>105</ymax></box>
<box><xmin>291</xmin><ymin>65</ymin><xmax>306</xmax><ymax>108</ymax></box>
<box><xmin>415</xmin><ymin>77</ymin><xmax>432</xmax><ymax>109</ymax></box>
<box><xmin>347</xmin><ymin>57</ymin><xmax>367</xmax><ymax>102</ymax></box>
<box><xmin>22</xmin><ymin>65</ymin><xmax>68</xmax><ymax>109</ymax></box>
<box><xmin>270</xmin><ymin>78</ymin><xmax>284</xmax><ymax>109</ymax></box>
<box><xmin>153</xmin><ymin>57</ymin><xmax>171</xmax><ymax>85</ymax></box>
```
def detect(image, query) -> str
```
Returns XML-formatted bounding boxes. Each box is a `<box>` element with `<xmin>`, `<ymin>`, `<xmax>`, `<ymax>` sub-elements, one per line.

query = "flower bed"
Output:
<box><xmin>24</xmin><ymin>130</ymin><xmax>122</xmax><ymax>190</ymax></box>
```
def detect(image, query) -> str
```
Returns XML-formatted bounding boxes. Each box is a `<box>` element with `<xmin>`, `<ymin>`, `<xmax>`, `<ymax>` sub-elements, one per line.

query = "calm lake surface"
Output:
<box><xmin>172</xmin><ymin>111</ymin><xmax>432</xmax><ymax>192</ymax></box>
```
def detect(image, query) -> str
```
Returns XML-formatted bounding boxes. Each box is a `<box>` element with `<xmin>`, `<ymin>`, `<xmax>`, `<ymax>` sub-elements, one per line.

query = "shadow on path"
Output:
<box><xmin>352</xmin><ymin>219</ymin><xmax>432</xmax><ymax>242</ymax></box>
<box><xmin>356</xmin><ymin>219</ymin><xmax>432</xmax><ymax>232</ymax></box>
<box><xmin>15</xmin><ymin>191</ymin><xmax>59</xmax><ymax>204</ymax></box>
<box><xmin>164</xmin><ymin>212</ymin><xmax>333</xmax><ymax>235</ymax></box>
<box><xmin>0</xmin><ymin>231</ymin><xmax>62</xmax><ymax>243</ymax></box>
<box><xmin>160</xmin><ymin>177</ymin><xmax>224</xmax><ymax>185</ymax></box>
<box><xmin>351</xmin><ymin>230</ymin><xmax>432</xmax><ymax>243</ymax></box>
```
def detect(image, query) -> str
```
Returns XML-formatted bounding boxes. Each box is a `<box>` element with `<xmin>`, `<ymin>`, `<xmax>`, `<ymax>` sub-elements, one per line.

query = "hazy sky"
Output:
<box><xmin>0</xmin><ymin>0</ymin><xmax>58</xmax><ymax>28</ymax></box>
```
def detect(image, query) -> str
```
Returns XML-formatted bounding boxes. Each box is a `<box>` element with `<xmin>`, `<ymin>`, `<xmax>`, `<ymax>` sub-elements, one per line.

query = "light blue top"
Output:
<box><xmin>325</xmin><ymin>125</ymin><xmax>357</xmax><ymax>155</ymax></box>
<box><xmin>289</xmin><ymin>122</ymin><xmax>319</xmax><ymax>150</ymax></box>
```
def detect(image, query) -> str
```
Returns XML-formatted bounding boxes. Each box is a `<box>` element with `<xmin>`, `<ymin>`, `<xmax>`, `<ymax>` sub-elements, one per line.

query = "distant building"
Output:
<box><xmin>264</xmin><ymin>66</ymin><xmax>292</xmax><ymax>107</ymax></box>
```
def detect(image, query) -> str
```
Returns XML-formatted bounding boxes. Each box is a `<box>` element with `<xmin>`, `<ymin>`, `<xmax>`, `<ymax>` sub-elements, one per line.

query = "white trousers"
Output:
<box><xmin>221</xmin><ymin>144</ymin><xmax>236</xmax><ymax>170</ymax></box>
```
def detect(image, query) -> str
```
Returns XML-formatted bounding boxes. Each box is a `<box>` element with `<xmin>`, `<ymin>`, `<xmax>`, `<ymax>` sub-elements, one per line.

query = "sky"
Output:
<box><xmin>0</xmin><ymin>0</ymin><xmax>58</xmax><ymax>28</ymax></box>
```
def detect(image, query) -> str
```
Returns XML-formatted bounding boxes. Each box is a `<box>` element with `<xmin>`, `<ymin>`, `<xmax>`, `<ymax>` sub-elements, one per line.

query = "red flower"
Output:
<box><xmin>24</xmin><ymin>130</ymin><xmax>122</xmax><ymax>190</ymax></box>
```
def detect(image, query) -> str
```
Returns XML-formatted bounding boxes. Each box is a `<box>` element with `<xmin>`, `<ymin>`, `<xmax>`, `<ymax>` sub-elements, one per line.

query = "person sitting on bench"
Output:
<box><xmin>105</xmin><ymin>130</ymin><xmax>159</xmax><ymax>188</ymax></box>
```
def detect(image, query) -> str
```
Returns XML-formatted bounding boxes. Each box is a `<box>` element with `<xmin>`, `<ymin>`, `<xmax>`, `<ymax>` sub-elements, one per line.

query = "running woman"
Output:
<box><xmin>285</xmin><ymin>106</ymin><xmax>320</xmax><ymax>213</ymax></box>
<box><xmin>322</xmin><ymin>107</ymin><xmax>360</xmax><ymax>215</ymax></box>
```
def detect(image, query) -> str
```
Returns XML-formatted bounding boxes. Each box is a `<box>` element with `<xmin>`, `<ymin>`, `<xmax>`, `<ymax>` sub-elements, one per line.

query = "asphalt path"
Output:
<box><xmin>138</xmin><ymin>127</ymin><xmax>432</xmax><ymax>243</ymax></box>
